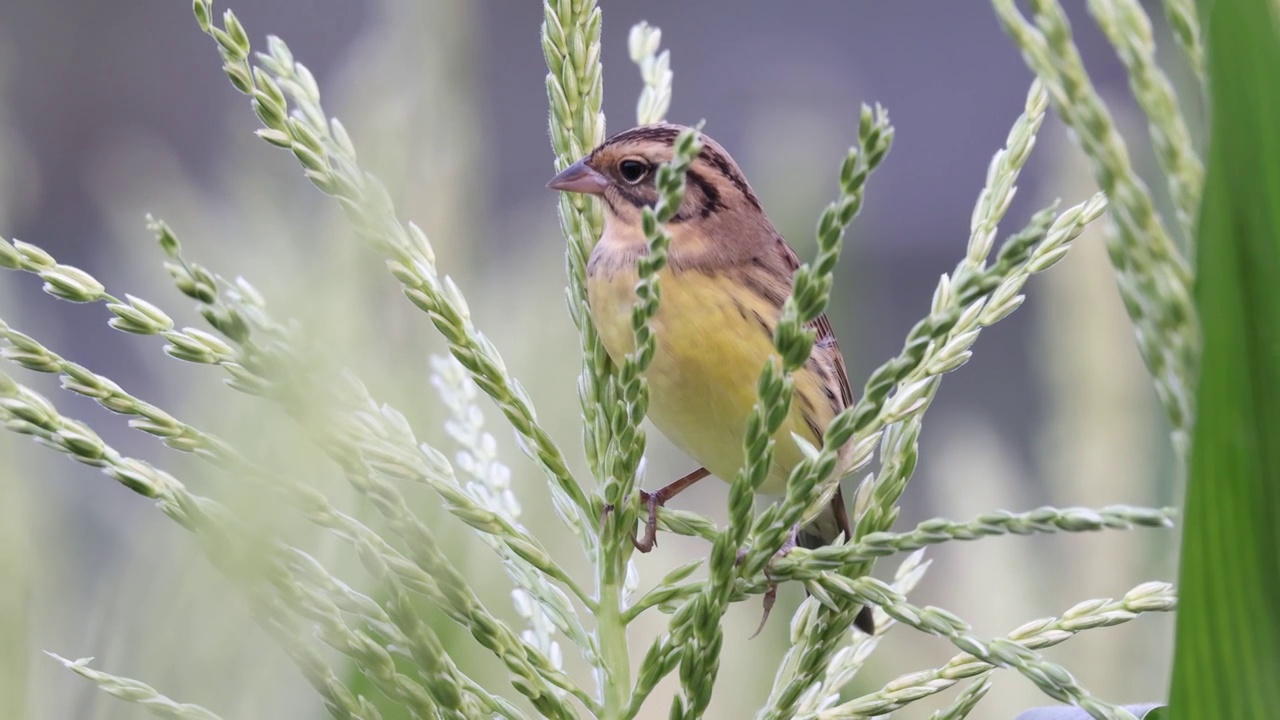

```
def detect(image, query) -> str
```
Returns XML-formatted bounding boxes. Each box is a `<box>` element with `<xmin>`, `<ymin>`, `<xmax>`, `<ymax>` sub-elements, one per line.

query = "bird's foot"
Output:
<box><xmin>631</xmin><ymin>490</ymin><xmax>663</xmax><ymax>553</ymax></box>
<box><xmin>740</xmin><ymin>525</ymin><xmax>801</xmax><ymax>639</ymax></box>
<box><xmin>627</xmin><ymin>467</ymin><xmax>711</xmax><ymax>553</ymax></box>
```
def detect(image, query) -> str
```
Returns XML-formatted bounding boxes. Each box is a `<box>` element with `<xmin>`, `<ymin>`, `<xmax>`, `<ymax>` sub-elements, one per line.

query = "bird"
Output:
<box><xmin>548</xmin><ymin>123</ymin><xmax>873</xmax><ymax>635</ymax></box>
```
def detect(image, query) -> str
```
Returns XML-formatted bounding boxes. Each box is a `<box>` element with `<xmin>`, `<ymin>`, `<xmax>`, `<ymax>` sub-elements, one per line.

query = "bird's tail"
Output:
<box><xmin>797</xmin><ymin>485</ymin><xmax>876</xmax><ymax>635</ymax></box>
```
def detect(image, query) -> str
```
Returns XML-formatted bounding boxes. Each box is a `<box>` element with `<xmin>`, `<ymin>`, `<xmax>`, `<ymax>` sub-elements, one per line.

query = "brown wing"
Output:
<box><xmin>771</xmin><ymin>234</ymin><xmax>859</xmax><ymax>561</ymax></box>
<box><xmin>808</xmin><ymin>313</ymin><xmax>855</xmax><ymax>410</ymax></box>
<box><xmin>770</xmin><ymin>234</ymin><xmax>855</xmax><ymax>412</ymax></box>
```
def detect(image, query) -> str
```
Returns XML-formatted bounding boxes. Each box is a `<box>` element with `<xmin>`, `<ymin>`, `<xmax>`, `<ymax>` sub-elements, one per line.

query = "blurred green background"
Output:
<box><xmin>0</xmin><ymin>1</ymin><xmax>1193</xmax><ymax>717</ymax></box>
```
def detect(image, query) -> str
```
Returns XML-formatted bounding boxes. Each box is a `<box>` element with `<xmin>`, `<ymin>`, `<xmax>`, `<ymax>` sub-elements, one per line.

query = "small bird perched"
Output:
<box><xmin>549</xmin><ymin>124</ymin><xmax>873</xmax><ymax>634</ymax></box>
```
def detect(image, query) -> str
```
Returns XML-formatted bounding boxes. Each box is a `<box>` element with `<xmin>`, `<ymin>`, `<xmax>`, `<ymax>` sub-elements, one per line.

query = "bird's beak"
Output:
<box><xmin>547</xmin><ymin>159</ymin><xmax>609</xmax><ymax>195</ymax></box>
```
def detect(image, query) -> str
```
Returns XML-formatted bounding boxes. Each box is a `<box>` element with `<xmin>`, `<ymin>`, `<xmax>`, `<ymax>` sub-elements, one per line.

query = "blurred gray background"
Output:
<box><xmin>0</xmin><ymin>1</ymin><xmax>1193</xmax><ymax>718</ymax></box>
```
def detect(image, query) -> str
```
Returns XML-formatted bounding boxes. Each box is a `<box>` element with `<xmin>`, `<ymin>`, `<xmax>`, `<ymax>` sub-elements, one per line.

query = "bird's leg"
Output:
<box><xmin>739</xmin><ymin>528</ymin><xmax>877</xmax><ymax>637</ymax></box>
<box><xmin>743</xmin><ymin>524</ymin><xmax>801</xmax><ymax>639</ymax></box>
<box><xmin>632</xmin><ymin>467</ymin><xmax>711</xmax><ymax>553</ymax></box>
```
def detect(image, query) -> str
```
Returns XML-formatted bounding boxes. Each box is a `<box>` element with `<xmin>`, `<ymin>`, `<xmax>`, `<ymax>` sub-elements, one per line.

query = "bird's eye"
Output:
<box><xmin>618</xmin><ymin>159</ymin><xmax>649</xmax><ymax>184</ymax></box>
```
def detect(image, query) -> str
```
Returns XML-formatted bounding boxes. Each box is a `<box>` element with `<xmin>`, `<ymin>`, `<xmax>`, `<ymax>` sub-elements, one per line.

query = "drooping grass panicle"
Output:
<box><xmin>157</xmin><ymin>226</ymin><xmax>592</xmax><ymax>715</ymax></box>
<box><xmin>928</xmin><ymin>677</ymin><xmax>994</xmax><ymax>720</ymax></box>
<box><xmin>1</xmin><ymin>307</ymin><xmax>332</xmax><ymax>514</ymax></box>
<box><xmin>6</xmin><ymin>212</ymin><xmax>593</xmax><ymax>681</ymax></box>
<box><xmin>824</xmin><ymin>582</ymin><xmax>1176</xmax><ymax>718</ymax></box>
<box><xmin>266</xmin><ymin>557</ymin><xmax>472</xmax><ymax>720</ymax></box>
<box><xmin>283</xmin><ymin>549</ymin><xmax>512</xmax><ymax>720</ymax></box>
<box><xmin>992</xmin><ymin>0</ymin><xmax>1199</xmax><ymax>461</ymax></box>
<box><xmin>0</xmin><ymin>305</ymin><xmax>542</xmax><ymax>719</ymax></box>
<box><xmin>1085</xmin><ymin>0</ymin><xmax>1204</xmax><ymax>241</ymax></box>
<box><xmin>22</xmin><ymin>203</ymin><xmax>583</xmax><ymax>715</ymax></box>
<box><xmin>1160</xmin><ymin>0</ymin><xmax>1205</xmax><ymax>83</ymax></box>
<box><xmin>0</xmin><ymin>375</ymin><xmax>444</xmax><ymax>718</ymax></box>
<box><xmin>0</xmin><ymin>302</ymin><xmax>557</xmax><ymax>690</ymax></box>
<box><xmin>195</xmin><ymin>0</ymin><xmax>594</xmax><ymax>538</ymax></box>
<box><xmin>46</xmin><ymin>655</ymin><xmax>224</xmax><ymax>720</ymax></box>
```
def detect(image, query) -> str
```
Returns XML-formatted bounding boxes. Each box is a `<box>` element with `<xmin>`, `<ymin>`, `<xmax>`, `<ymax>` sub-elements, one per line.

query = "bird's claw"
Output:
<box><xmin>631</xmin><ymin>490</ymin><xmax>662</xmax><ymax>553</ymax></box>
<box><xmin>745</xmin><ymin>525</ymin><xmax>801</xmax><ymax>639</ymax></box>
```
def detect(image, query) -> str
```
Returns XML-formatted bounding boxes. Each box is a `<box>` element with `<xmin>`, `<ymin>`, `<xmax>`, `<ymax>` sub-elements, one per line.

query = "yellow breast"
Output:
<box><xmin>587</xmin><ymin>260</ymin><xmax>830</xmax><ymax>496</ymax></box>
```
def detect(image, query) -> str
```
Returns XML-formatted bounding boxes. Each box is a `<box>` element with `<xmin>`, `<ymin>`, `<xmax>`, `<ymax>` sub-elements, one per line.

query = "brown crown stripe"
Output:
<box><xmin>595</xmin><ymin>124</ymin><xmax>761</xmax><ymax>212</ymax></box>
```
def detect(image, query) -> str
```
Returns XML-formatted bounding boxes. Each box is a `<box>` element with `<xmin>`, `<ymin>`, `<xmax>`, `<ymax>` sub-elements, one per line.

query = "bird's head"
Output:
<box><xmin>547</xmin><ymin>123</ymin><xmax>765</xmax><ymax>231</ymax></box>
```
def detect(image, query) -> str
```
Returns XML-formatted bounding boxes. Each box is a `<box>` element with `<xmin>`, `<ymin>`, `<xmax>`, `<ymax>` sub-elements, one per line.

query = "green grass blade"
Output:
<box><xmin>1170</xmin><ymin>0</ymin><xmax>1280</xmax><ymax>716</ymax></box>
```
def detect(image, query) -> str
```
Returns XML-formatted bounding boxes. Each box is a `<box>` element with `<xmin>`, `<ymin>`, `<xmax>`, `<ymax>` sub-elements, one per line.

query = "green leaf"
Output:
<box><xmin>1169</xmin><ymin>0</ymin><xmax>1280</xmax><ymax>717</ymax></box>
